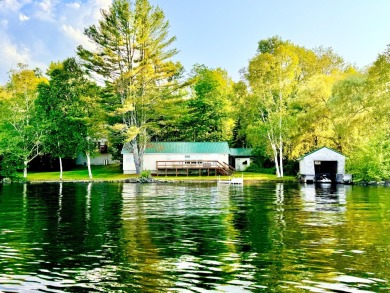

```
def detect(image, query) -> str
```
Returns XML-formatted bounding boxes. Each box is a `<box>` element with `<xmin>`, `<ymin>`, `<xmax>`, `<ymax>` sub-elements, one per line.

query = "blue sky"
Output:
<box><xmin>1</xmin><ymin>0</ymin><xmax>390</xmax><ymax>84</ymax></box>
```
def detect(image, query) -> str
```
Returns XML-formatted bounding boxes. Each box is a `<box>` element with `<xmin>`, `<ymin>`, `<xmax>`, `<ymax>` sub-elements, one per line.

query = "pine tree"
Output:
<box><xmin>77</xmin><ymin>0</ymin><xmax>183</xmax><ymax>174</ymax></box>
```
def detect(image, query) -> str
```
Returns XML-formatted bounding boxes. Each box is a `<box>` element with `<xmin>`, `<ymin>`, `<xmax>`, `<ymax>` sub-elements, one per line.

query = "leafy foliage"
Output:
<box><xmin>35</xmin><ymin>58</ymin><xmax>98</xmax><ymax>179</ymax></box>
<box><xmin>0</xmin><ymin>64</ymin><xmax>47</xmax><ymax>177</ymax></box>
<box><xmin>179</xmin><ymin>65</ymin><xmax>234</xmax><ymax>142</ymax></box>
<box><xmin>77</xmin><ymin>0</ymin><xmax>184</xmax><ymax>174</ymax></box>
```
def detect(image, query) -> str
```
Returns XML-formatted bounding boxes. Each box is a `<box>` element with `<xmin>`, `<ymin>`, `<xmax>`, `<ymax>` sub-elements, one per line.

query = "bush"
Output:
<box><xmin>139</xmin><ymin>170</ymin><xmax>153</xmax><ymax>183</ymax></box>
<box><xmin>0</xmin><ymin>154</ymin><xmax>22</xmax><ymax>179</ymax></box>
<box><xmin>244</xmin><ymin>162</ymin><xmax>276</xmax><ymax>174</ymax></box>
<box><xmin>140</xmin><ymin>170</ymin><xmax>152</xmax><ymax>179</ymax></box>
<box><xmin>283</xmin><ymin>160</ymin><xmax>299</xmax><ymax>176</ymax></box>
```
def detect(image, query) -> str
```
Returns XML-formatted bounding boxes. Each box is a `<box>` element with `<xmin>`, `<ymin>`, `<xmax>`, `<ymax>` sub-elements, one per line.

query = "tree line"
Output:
<box><xmin>0</xmin><ymin>0</ymin><xmax>389</xmax><ymax>181</ymax></box>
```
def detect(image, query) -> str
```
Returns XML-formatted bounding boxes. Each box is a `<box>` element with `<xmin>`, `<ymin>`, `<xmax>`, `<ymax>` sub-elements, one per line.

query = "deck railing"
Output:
<box><xmin>155</xmin><ymin>160</ymin><xmax>234</xmax><ymax>176</ymax></box>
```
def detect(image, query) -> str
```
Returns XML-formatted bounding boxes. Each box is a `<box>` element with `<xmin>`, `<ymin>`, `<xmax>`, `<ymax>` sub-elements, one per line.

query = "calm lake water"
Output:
<box><xmin>0</xmin><ymin>182</ymin><xmax>389</xmax><ymax>292</ymax></box>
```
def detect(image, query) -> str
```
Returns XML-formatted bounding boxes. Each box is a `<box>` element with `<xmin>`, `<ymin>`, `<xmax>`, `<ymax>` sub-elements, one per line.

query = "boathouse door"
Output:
<box><xmin>314</xmin><ymin>161</ymin><xmax>338</xmax><ymax>181</ymax></box>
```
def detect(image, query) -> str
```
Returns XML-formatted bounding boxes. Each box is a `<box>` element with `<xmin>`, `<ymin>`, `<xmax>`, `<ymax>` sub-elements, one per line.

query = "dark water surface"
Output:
<box><xmin>0</xmin><ymin>182</ymin><xmax>389</xmax><ymax>292</ymax></box>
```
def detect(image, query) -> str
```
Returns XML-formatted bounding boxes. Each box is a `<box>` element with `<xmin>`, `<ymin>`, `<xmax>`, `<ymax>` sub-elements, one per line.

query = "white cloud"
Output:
<box><xmin>0</xmin><ymin>31</ymin><xmax>47</xmax><ymax>83</ymax></box>
<box><xmin>57</xmin><ymin>0</ymin><xmax>111</xmax><ymax>50</ymax></box>
<box><xmin>34</xmin><ymin>0</ymin><xmax>54</xmax><ymax>21</ymax></box>
<box><xmin>66</xmin><ymin>2</ymin><xmax>80</xmax><ymax>9</ymax></box>
<box><xmin>19</xmin><ymin>13</ymin><xmax>29</xmax><ymax>21</ymax></box>
<box><xmin>61</xmin><ymin>24</ymin><xmax>95</xmax><ymax>51</ymax></box>
<box><xmin>0</xmin><ymin>32</ymin><xmax>30</xmax><ymax>82</ymax></box>
<box><xmin>0</xmin><ymin>0</ymin><xmax>24</xmax><ymax>13</ymax></box>
<box><xmin>0</xmin><ymin>0</ymin><xmax>113</xmax><ymax>83</ymax></box>
<box><xmin>89</xmin><ymin>0</ymin><xmax>111</xmax><ymax>21</ymax></box>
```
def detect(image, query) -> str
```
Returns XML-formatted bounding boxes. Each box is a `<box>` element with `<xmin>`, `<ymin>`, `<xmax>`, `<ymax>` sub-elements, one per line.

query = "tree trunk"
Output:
<box><xmin>59</xmin><ymin>157</ymin><xmax>63</xmax><ymax>180</ymax></box>
<box><xmin>267</xmin><ymin>129</ymin><xmax>281</xmax><ymax>177</ymax></box>
<box><xmin>23</xmin><ymin>161</ymin><xmax>28</xmax><ymax>178</ymax></box>
<box><xmin>132</xmin><ymin>138</ymin><xmax>145</xmax><ymax>175</ymax></box>
<box><xmin>278</xmin><ymin>89</ymin><xmax>284</xmax><ymax>178</ymax></box>
<box><xmin>132</xmin><ymin>140</ymin><xmax>141</xmax><ymax>174</ymax></box>
<box><xmin>279</xmin><ymin>138</ymin><xmax>284</xmax><ymax>178</ymax></box>
<box><xmin>271</xmin><ymin>142</ymin><xmax>281</xmax><ymax>177</ymax></box>
<box><xmin>86</xmin><ymin>151</ymin><xmax>92</xmax><ymax>179</ymax></box>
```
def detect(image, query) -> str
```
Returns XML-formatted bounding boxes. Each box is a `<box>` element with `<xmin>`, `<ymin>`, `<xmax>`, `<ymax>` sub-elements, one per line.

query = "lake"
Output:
<box><xmin>0</xmin><ymin>182</ymin><xmax>389</xmax><ymax>292</ymax></box>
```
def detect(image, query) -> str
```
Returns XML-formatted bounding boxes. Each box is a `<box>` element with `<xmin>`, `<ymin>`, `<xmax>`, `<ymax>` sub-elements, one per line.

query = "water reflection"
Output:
<box><xmin>0</xmin><ymin>182</ymin><xmax>389</xmax><ymax>292</ymax></box>
<box><xmin>300</xmin><ymin>183</ymin><xmax>349</xmax><ymax>214</ymax></box>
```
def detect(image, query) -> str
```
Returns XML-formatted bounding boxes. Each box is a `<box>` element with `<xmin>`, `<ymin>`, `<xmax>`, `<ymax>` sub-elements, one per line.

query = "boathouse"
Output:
<box><xmin>298</xmin><ymin>147</ymin><xmax>348</xmax><ymax>183</ymax></box>
<box><xmin>122</xmin><ymin>142</ymin><xmax>233</xmax><ymax>175</ymax></box>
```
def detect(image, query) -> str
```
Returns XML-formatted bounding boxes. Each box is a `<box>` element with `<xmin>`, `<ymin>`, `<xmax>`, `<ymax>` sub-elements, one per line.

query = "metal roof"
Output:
<box><xmin>229</xmin><ymin>148</ymin><xmax>253</xmax><ymax>157</ymax></box>
<box><xmin>145</xmin><ymin>142</ymin><xmax>230</xmax><ymax>154</ymax></box>
<box><xmin>122</xmin><ymin>142</ymin><xmax>231</xmax><ymax>154</ymax></box>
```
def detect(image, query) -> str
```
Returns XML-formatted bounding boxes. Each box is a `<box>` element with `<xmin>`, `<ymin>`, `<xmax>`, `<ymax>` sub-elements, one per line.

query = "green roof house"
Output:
<box><xmin>122</xmin><ymin>142</ymin><xmax>231</xmax><ymax>175</ymax></box>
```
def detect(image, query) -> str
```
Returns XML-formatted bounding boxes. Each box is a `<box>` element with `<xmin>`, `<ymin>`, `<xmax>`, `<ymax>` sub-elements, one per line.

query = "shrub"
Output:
<box><xmin>244</xmin><ymin>162</ymin><xmax>276</xmax><ymax>174</ymax></box>
<box><xmin>139</xmin><ymin>170</ymin><xmax>153</xmax><ymax>183</ymax></box>
<box><xmin>0</xmin><ymin>154</ymin><xmax>22</xmax><ymax>179</ymax></box>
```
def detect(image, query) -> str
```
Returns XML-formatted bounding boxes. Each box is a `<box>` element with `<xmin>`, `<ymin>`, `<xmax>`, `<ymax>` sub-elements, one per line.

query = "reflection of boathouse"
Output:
<box><xmin>298</xmin><ymin>147</ymin><xmax>352</xmax><ymax>184</ymax></box>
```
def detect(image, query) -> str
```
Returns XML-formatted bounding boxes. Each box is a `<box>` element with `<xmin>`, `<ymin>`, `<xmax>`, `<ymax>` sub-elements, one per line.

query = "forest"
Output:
<box><xmin>0</xmin><ymin>0</ymin><xmax>389</xmax><ymax>182</ymax></box>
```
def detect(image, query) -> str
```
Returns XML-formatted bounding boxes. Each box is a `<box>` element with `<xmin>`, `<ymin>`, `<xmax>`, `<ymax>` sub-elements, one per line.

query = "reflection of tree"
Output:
<box><xmin>120</xmin><ymin>183</ymin><xmax>172</xmax><ymax>290</ymax></box>
<box><xmin>127</xmin><ymin>183</ymin><xmax>251</xmax><ymax>290</ymax></box>
<box><xmin>0</xmin><ymin>183</ymin><xmax>127</xmax><ymax>290</ymax></box>
<box><xmin>339</xmin><ymin>186</ymin><xmax>390</xmax><ymax>279</ymax></box>
<box><xmin>0</xmin><ymin>184</ymin><xmax>30</xmax><ymax>273</ymax></box>
<box><xmin>1</xmin><ymin>183</ymin><xmax>390</xmax><ymax>291</ymax></box>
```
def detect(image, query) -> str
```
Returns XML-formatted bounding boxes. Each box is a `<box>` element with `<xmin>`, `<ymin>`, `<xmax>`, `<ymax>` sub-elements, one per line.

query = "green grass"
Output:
<box><xmin>25</xmin><ymin>165</ymin><xmax>133</xmax><ymax>181</ymax></box>
<box><xmin>23</xmin><ymin>164</ymin><xmax>297</xmax><ymax>182</ymax></box>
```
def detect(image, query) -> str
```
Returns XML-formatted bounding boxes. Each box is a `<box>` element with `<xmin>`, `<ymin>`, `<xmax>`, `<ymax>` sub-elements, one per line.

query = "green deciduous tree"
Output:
<box><xmin>179</xmin><ymin>65</ymin><xmax>234</xmax><ymax>142</ymax></box>
<box><xmin>77</xmin><ymin>0</ymin><xmax>183</xmax><ymax>174</ymax></box>
<box><xmin>328</xmin><ymin>73</ymin><xmax>370</xmax><ymax>154</ymax></box>
<box><xmin>245</xmin><ymin>36</ymin><xmax>355</xmax><ymax>177</ymax></box>
<box><xmin>245</xmin><ymin>38</ymin><xmax>302</xmax><ymax>177</ymax></box>
<box><xmin>36</xmin><ymin>58</ymin><xmax>102</xmax><ymax>179</ymax></box>
<box><xmin>345</xmin><ymin>45</ymin><xmax>390</xmax><ymax>181</ymax></box>
<box><xmin>0</xmin><ymin>64</ymin><xmax>47</xmax><ymax>178</ymax></box>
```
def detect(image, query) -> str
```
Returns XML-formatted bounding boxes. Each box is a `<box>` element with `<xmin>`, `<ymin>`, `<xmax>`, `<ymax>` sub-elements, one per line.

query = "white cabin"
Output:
<box><xmin>122</xmin><ymin>142</ymin><xmax>230</xmax><ymax>175</ymax></box>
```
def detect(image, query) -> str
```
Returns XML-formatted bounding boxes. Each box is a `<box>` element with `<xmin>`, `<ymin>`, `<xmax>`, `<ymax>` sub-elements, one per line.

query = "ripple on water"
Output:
<box><xmin>0</xmin><ymin>183</ymin><xmax>389</xmax><ymax>292</ymax></box>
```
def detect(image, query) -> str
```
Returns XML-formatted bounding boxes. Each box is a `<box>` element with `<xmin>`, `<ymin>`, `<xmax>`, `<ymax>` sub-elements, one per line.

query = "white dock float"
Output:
<box><xmin>218</xmin><ymin>175</ymin><xmax>244</xmax><ymax>185</ymax></box>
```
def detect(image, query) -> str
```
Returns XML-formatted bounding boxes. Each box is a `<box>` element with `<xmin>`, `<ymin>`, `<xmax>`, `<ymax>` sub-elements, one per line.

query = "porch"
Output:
<box><xmin>155</xmin><ymin>160</ymin><xmax>234</xmax><ymax>176</ymax></box>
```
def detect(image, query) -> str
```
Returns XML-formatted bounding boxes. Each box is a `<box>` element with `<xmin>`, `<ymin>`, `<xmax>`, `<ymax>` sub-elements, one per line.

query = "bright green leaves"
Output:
<box><xmin>77</xmin><ymin>0</ymin><xmax>182</xmax><ymax>173</ymax></box>
<box><xmin>0</xmin><ymin>64</ymin><xmax>47</xmax><ymax>178</ymax></box>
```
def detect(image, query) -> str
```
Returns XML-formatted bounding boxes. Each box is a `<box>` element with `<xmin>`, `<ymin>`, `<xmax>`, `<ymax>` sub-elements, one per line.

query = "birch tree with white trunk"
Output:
<box><xmin>36</xmin><ymin>59</ymin><xmax>95</xmax><ymax>180</ymax></box>
<box><xmin>245</xmin><ymin>38</ymin><xmax>302</xmax><ymax>177</ymax></box>
<box><xmin>0</xmin><ymin>64</ymin><xmax>47</xmax><ymax>178</ymax></box>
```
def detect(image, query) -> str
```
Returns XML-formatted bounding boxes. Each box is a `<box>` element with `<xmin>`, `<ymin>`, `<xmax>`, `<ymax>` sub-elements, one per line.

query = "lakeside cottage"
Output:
<box><xmin>298</xmin><ymin>146</ymin><xmax>352</xmax><ymax>183</ymax></box>
<box><xmin>122</xmin><ymin>142</ymin><xmax>251</xmax><ymax>176</ymax></box>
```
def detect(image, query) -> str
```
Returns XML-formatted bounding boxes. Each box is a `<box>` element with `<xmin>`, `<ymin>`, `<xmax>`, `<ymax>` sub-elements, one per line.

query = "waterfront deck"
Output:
<box><xmin>156</xmin><ymin>160</ymin><xmax>234</xmax><ymax>176</ymax></box>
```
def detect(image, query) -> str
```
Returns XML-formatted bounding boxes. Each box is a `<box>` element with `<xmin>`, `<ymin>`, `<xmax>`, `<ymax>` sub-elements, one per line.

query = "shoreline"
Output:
<box><xmin>6</xmin><ymin>177</ymin><xmax>390</xmax><ymax>186</ymax></box>
<box><xmin>4</xmin><ymin>177</ymin><xmax>298</xmax><ymax>184</ymax></box>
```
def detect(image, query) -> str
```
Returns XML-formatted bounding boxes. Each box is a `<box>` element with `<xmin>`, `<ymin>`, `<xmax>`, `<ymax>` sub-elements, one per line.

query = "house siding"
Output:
<box><xmin>76</xmin><ymin>153</ymin><xmax>118</xmax><ymax>166</ymax></box>
<box><xmin>123</xmin><ymin>142</ymin><xmax>231</xmax><ymax>174</ymax></box>
<box><xmin>299</xmin><ymin>147</ymin><xmax>346</xmax><ymax>175</ymax></box>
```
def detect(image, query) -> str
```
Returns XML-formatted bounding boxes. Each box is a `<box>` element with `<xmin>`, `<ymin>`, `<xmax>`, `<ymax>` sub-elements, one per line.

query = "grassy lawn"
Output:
<box><xmin>23</xmin><ymin>164</ymin><xmax>297</xmax><ymax>182</ymax></box>
<box><xmin>25</xmin><ymin>165</ymin><xmax>132</xmax><ymax>181</ymax></box>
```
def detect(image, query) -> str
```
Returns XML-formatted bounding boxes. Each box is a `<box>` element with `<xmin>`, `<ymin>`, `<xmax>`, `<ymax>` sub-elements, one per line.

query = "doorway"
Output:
<box><xmin>314</xmin><ymin>161</ymin><xmax>338</xmax><ymax>181</ymax></box>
